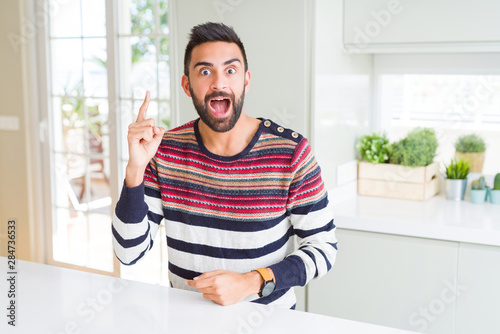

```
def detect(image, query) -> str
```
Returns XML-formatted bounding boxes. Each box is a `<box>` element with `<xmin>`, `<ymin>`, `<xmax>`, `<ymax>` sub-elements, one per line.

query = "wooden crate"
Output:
<box><xmin>357</xmin><ymin>161</ymin><xmax>440</xmax><ymax>201</ymax></box>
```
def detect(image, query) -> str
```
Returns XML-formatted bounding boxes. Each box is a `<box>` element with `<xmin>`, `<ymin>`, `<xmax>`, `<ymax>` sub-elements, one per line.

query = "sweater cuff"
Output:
<box><xmin>269</xmin><ymin>255</ymin><xmax>307</xmax><ymax>291</ymax></box>
<box><xmin>115</xmin><ymin>181</ymin><xmax>149</xmax><ymax>223</ymax></box>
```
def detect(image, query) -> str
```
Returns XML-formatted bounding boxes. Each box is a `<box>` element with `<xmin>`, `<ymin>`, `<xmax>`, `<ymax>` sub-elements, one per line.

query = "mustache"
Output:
<box><xmin>204</xmin><ymin>91</ymin><xmax>234</xmax><ymax>103</ymax></box>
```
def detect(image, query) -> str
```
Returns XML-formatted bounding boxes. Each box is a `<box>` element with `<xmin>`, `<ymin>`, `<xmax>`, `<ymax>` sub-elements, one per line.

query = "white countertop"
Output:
<box><xmin>333</xmin><ymin>193</ymin><xmax>500</xmax><ymax>247</ymax></box>
<box><xmin>1</xmin><ymin>258</ymin><xmax>418</xmax><ymax>333</ymax></box>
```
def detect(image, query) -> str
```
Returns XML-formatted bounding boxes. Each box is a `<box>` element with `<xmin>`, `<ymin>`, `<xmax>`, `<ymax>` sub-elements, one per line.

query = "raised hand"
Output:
<box><xmin>125</xmin><ymin>91</ymin><xmax>165</xmax><ymax>187</ymax></box>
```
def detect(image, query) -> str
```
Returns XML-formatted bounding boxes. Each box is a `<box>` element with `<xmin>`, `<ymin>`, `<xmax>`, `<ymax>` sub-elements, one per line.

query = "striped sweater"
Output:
<box><xmin>112</xmin><ymin>118</ymin><xmax>337</xmax><ymax>308</ymax></box>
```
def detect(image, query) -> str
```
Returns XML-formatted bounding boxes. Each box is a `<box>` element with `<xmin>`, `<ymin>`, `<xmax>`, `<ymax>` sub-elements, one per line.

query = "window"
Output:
<box><xmin>44</xmin><ymin>0</ymin><xmax>170</xmax><ymax>282</ymax></box>
<box><xmin>381</xmin><ymin>74</ymin><xmax>500</xmax><ymax>124</ymax></box>
<box><xmin>375</xmin><ymin>55</ymin><xmax>500</xmax><ymax>175</ymax></box>
<box><xmin>49</xmin><ymin>0</ymin><xmax>113</xmax><ymax>273</ymax></box>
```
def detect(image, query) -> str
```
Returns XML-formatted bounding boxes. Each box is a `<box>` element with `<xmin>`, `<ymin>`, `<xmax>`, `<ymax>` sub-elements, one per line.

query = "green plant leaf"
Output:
<box><xmin>455</xmin><ymin>134</ymin><xmax>486</xmax><ymax>153</ymax></box>
<box><xmin>445</xmin><ymin>158</ymin><xmax>470</xmax><ymax>179</ymax></box>
<box><xmin>357</xmin><ymin>132</ymin><xmax>391</xmax><ymax>164</ymax></box>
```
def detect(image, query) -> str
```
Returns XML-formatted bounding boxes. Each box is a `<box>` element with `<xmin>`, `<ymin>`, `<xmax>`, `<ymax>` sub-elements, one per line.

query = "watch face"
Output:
<box><xmin>261</xmin><ymin>281</ymin><xmax>276</xmax><ymax>297</ymax></box>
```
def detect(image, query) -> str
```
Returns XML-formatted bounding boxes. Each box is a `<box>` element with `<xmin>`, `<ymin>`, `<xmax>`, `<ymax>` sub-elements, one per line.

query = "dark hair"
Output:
<box><xmin>183</xmin><ymin>22</ymin><xmax>248</xmax><ymax>76</ymax></box>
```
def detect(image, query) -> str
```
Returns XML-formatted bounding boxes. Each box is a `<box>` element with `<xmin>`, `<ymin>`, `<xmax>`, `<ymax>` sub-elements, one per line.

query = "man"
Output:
<box><xmin>112</xmin><ymin>22</ymin><xmax>337</xmax><ymax>309</ymax></box>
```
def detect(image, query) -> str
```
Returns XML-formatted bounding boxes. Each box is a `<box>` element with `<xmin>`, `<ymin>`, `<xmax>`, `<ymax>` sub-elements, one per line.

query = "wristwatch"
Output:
<box><xmin>254</xmin><ymin>268</ymin><xmax>276</xmax><ymax>297</ymax></box>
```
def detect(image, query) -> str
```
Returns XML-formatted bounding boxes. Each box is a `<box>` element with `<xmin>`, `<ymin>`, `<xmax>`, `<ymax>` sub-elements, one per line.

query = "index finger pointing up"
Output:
<box><xmin>136</xmin><ymin>91</ymin><xmax>150</xmax><ymax>122</ymax></box>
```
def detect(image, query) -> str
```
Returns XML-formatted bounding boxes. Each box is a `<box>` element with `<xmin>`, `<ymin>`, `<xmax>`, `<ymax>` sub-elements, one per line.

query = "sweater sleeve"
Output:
<box><xmin>112</xmin><ymin>157</ymin><xmax>164</xmax><ymax>265</ymax></box>
<box><xmin>268</xmin><ymin>139</ymin><xmax>337</xmax><ymax>291</ymax></box>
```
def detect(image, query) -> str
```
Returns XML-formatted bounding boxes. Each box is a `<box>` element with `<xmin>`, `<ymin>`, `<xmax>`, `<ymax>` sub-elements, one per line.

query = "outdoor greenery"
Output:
<box><xmin>61</xmin><ymin>81</ymin><xmax>101</xmax><ymax>139</ymax></box>
<box><xmin>130</xmin><ymin>0</ymin><xmax>169</xmax><ymax>64</ymax></box>
<box><xmin>357</xmin><ymin>132</ymin><xmax>391</xmax><ymax>164</ymax></box>
<box><xmin>444</xmin><ymin>159</ymin><xmax>470</xmax><ymax>180</ymax></box>
<box><xmin>90</xmin><ymin>0</ymin><xmax>169</xmax><ymax>67</ymax></box>
<box><xmin>130</xmin><ymin>0</ymin><xmax>170</xmax><ymax>129</ymax></box>
<box><xmin>389</xmin><ymin>128</ymin><xmax>438</xmax><ymax>167</ymax></box>
<box><xmin>455</xmin><ymin>134</ymin><xmax>486</xmax><ymax>153</ymax></box>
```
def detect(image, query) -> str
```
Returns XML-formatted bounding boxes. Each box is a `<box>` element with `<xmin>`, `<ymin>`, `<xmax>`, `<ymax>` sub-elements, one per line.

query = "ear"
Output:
<box><xmin>244</xmin><ymin>70</ymin><xmax>251</xmax><ymax>93</ymax></box>
<box><xmin>181</xmin><ymin>75</ymin><xmax>192</xmax><ymax>97</ymax></box>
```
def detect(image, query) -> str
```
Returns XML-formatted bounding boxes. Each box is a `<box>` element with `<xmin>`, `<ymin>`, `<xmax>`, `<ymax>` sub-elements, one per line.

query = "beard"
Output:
<box><xmin>189</xmin><ymin>85</ymin><xmax>245</xmax><ymax>133</ymax></box>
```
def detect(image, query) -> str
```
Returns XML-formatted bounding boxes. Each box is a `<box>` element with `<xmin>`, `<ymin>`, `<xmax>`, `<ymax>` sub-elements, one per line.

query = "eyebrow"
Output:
<box><xmin>193</xmin><ymin>58</ymin><xmax>241</xmax><ymax>68</ymax></box>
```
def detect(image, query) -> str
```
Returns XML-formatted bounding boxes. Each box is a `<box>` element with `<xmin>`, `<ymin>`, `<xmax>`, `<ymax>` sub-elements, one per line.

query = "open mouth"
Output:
<box><xmin>208</xmin><ymin>97</ymin><xmax>231</xmax><ymax>117</ymax></box>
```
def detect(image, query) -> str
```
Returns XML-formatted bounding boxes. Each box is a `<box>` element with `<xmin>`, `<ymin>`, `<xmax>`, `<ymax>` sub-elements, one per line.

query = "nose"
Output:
<box><xmin>210</xmin><ymin>71</ymin><xmax>227</xmax><ymax>91</ymax></box>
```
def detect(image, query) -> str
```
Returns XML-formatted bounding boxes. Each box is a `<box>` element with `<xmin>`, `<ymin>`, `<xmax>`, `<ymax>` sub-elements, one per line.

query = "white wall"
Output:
<box><xmin>313</xmin><ymin>0</ymin><xmax>373</xmax><ymax>189</ymax></box>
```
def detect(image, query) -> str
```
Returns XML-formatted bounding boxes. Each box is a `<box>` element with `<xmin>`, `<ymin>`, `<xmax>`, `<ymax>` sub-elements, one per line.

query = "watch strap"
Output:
<box><xmin>254</xmin><ymin>268</ymin><xmax>273</xmax><ymax>283</ymax></box>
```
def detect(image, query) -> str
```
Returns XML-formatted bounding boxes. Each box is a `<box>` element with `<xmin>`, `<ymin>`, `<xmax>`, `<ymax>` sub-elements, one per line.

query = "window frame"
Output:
<box><xmin>34</xmin><ymin>0</ymin><xmax>121</xmax><ymax>276</ymax></box>
<box><xmin>30</xmin><ymin>0</ymin><xmax>177</xmax><ymax>277</ymax></box>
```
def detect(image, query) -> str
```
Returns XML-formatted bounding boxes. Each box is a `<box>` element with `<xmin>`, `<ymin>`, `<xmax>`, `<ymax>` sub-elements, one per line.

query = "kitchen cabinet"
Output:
<box><xmin>455</xmin><ymin>243</ymin><xmax>500</xmax><ymax>334</ymax></box>
<box><xmin>307</xmin><ymin>193</ymin><xmax>500</xmax><ymax>333</ymax></box>
<box><xmin>295</xmin><ymin>285</ymin><xmax>306</xmax><ymax>312</ymax></box>
<box><xmin>308</xmin><ymin>229</ymin><xmax>458</xmax><ymax>334</ymax></box>
<box><xmin>343</xmin><ymin>0</ymin><xmax>500</xmax><ymax>53</ymax></box>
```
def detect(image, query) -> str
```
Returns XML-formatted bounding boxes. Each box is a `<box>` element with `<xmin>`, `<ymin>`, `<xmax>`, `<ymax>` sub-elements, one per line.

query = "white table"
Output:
<box><xmin>0</xmin><ymin>257</ymin><xmax>418</xmax><ymax>333</ymax></box>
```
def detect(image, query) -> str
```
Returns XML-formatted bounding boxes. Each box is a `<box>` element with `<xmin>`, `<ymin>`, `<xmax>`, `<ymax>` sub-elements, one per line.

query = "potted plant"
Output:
<box><xmin>444</xmin><ymin>159</ymin><xmax>470</xmax><ymax>201</ymax></box>
<box><xmin>454</xmin><ymin>134</ymin><xmax>486</xmax><ymax>173</ymax></box>
<box><xmin>357</xmin><ymin>128</ymin><xmax>440</xmax><ymax>201</ymax></box>
<box><xmin>356</xmin><ymin>132</ymin><xmax>391</xmax><ymax>164</ymax></box>
<box><xmin>470</xmin><ymin>176</ymin><xmax>487</xmax><ymax>204</ymax></box>
<box><xmin>489</xmin><ymin>173</ymin><xmax>500</xmax><ymax>204</ymax></box>
<box><xmin>390</xmin><ymin>128</ymin><xmax>438</xmax><ymax>167</ymax></box>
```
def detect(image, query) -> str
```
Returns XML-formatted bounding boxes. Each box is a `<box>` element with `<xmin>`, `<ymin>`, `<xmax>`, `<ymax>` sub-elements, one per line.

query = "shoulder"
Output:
<box><xmin>257</xmin><ymin>119</ymin><xmax>311</xmax><ymax>160</ymax></box>
<box><xmin>258</xmin><ymin>119</ymin><xmax>316</xmax><ymax>168</ymax></box>
<box><xmin>259</xmin><ymin>118</ymin><xmax>305</xmax><ymax>145</ymax></box>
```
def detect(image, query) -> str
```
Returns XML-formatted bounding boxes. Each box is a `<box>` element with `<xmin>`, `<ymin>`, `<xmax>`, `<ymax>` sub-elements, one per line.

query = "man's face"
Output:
<box><xmin>182</xmin><ymin>41</ymin><xmax>250</xmax><ymax>133</ymax></box>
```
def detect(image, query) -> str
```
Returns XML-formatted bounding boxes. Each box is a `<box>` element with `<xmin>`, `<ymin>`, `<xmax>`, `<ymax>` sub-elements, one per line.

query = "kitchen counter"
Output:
<box><xmin>332</xmin><ymin>193</ymin><xmax>500</xmax><ymax>246</ymax></box>
<box><xmin>1</xmin><ymin>258</ymin><xmax>419</xmax><ymax>333</ymax></box>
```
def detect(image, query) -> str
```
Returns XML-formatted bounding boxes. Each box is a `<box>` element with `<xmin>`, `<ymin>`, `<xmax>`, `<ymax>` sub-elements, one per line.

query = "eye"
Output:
<box><xmin>200</xmin><ymin>69</ymin><xmax>211</xmax><ymax>76</ymax></box>
<box><xmin>226</xmin><ymin>68</ymin><xmax>236</xmax><ymax>74</ymax></box>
